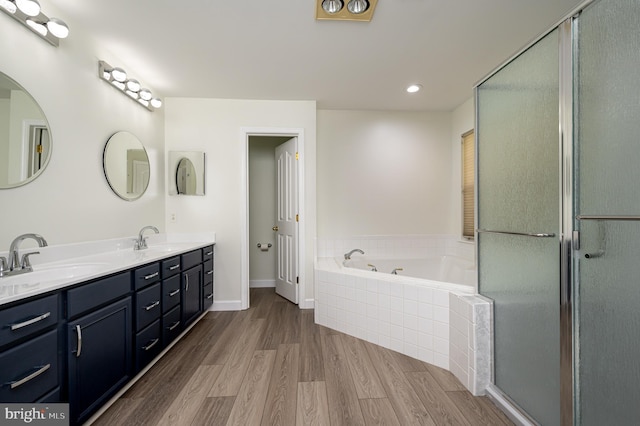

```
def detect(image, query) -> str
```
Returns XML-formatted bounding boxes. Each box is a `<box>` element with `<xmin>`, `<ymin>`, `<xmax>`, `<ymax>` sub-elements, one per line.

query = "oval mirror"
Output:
<box><xmin>176</xmin><ymin>157</ymin><xmax>197</xmax><ymax>195</ymax></box>
<box><xmin>0</xmin><ymin>72</ymin><xmax>52</xmax><ymax>189</ymax></box>
<box><xmin>103</xmin><ymin>131</ymin><xmax>150</xmax><ymax>201</ymax></box>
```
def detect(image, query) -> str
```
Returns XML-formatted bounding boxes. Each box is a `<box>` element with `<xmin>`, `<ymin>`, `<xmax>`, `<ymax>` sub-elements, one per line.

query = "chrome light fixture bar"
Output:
<box><xmin>316</xmin><ymin>0</ymin><xmax>377</xmax><ymax>21</ymax></box>
<box><xmin>98</xmin><ymin>61</ymin><xmax>162</xmax><ymax>111</ymax></box>
<box><xmin>0</xmin><ymin>0</ymin><xmax>69</xmax><ymax>46</ymax></box>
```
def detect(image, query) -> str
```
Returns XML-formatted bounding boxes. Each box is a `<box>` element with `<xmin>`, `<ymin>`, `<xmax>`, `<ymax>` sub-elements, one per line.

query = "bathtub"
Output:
<box><xmin>342</xmin><ymin>255</ymin><xmax>476</xmax><ymax>288</ymax></box>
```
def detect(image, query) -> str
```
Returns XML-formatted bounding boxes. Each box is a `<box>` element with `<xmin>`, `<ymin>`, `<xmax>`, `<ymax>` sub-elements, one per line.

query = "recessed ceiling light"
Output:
<box><xmin>406</xmin><ymin>84</ymin><xmax>422</xmax><ymax>93</ymax></box>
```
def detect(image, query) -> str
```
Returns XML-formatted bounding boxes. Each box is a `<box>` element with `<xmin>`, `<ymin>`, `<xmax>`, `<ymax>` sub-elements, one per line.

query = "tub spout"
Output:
<box><xmin>391</xmin><ymin>268</ymin><xmax>404</xmax><ymax>275</ymax></box>
<box><xmin>344</xmin><ymin>248</ymin><xmax>364</xmax><ymax>260</ymax></box>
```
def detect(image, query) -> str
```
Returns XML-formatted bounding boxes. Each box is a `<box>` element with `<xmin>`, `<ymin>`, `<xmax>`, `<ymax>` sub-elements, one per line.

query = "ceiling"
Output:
<box><xmin>47</xmin><ymin>0</ymin><xmax>584</xmax><ymax>112</ymax></box>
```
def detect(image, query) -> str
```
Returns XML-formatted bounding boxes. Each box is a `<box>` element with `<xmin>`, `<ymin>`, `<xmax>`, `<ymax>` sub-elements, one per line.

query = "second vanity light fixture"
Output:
<box><xmin>316</xmin><ymin>0</ymin><xmax>378</xmax><ymax>22</ymax></box>
<box><xmin>0</xmin><ymin>0</ymin><xmax>69</xmax><ymax>46</ymax></box>
<box><xmin>98</xmin><ymin>61</ymin><xmax>163</xmax><ymax>111</ymax></box>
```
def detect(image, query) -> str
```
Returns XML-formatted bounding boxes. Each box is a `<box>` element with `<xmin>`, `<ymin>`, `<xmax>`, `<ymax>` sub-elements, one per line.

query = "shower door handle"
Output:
<box><xmin>577</xmin><ymin>215</ymin><xmax>640</xmax><ymax>221</ymax></box>
<box><xmin>477</xmin><ymin>229</ymin><xmax>556</xmax><ymax>238</ymax></box>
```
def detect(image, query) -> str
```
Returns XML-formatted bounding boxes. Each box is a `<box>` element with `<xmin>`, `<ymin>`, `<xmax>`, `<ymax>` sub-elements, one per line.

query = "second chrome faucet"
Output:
<box><xmin>134</xmin><ymin>226</ymin><xmax>159</xmax><ymax>250</ymax></box>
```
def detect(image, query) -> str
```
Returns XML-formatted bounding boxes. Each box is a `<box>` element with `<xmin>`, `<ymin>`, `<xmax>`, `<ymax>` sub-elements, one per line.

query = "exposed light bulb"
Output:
<box><xmin>406</xmin><ymin>84</ymin><xmax>422</xmax><ymax>93</ymax></box>
<box><xmin>112</xmin><ymin>80</ymin><xmax>126</xmax><ymax>91</ymax></box>
<box><xmin>139</xmin><ymin>89</ymin><xmax>152</xmax><ymax>101</ymax></box>
<box><xmin>16</xmin><ymin>0</ymin><xmax>40</xmax><ymax>17</ymax></box>
<box><xmin>111</xmin><ymin>67</ymin><xmax>127</xmax><ymax>82</ymax></box>
<box><xmin>126</xmin><ymin>79</ymin><xmax>141</xmax><ymax>92</ymax></box>
<box><xmin>347</xmin><ymin>0</ymin><xmax>368</xmax><ymax>14</ymax></box>
<box><xmin>26</xmin><ymin>18</ymin><xmax>47</xmax><ymax>36</ymax></box>
<box><xmin>0</xmin><ymin>0</ymin><xmax>17</xmax><ymax>14</ymax></box>
<box><xmin>126</xmin><ymin>90</ymin><xmax>139</xmax><ymax>99</ymax></box>
<box><xmin>46</xmin><ymin>18</ymin><xmax>69</xmax><ymax>38</ymax></box>
<box><xmin>150</xmin><ymin>98</ymin><xmax>162</xmax><ymax>109</ymax></box>
<box><xmin>322</xmin><ymin>0</ymin><xmax>343</xmax><ymax>14</ymax></box>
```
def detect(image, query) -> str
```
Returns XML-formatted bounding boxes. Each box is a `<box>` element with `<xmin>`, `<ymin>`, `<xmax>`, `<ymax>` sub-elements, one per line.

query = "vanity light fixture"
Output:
<box><xmin>0</xmin><ymin>0</ymin><xmax>69</xmax><ymax>46</ymax></box>
<box><xmin>316</xmin><ymin>0</ymin><xmax>376</xmax><ymax>21</ymax></box>
<box><xmin>98</xmin><ymin>61</ymin><xmax>163</xmax><ymax>111</ymax></box>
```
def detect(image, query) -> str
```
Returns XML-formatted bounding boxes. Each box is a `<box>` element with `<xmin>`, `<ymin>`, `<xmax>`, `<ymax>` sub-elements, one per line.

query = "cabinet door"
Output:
<box><xmin>67</xmin><ymin>297</ymin><xmax>132</xmax><ymax>425</ymax></box>
<box><xmin>181</xmin><ymin>265</ymin><xmax>202</xmax><ymax>326</ymax></box>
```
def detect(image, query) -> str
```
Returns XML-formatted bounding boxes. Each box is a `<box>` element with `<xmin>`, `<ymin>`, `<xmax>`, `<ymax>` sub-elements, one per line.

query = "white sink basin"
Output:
<box><xmin>144</xmin><ymin>243</ymin><xmax>199</xmax><ymax>254</ymax></box>
<box><xmin>1</xmin><ymin>263</ymin><xmax>110</xmax><ymax>286</ymax></box>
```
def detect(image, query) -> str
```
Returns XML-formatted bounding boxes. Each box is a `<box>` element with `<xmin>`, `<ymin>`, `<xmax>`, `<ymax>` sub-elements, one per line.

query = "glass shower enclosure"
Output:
<box><xmin>476</xmin><ymin>0</ymin><xmax>640</xmax><ymax>424</ymax></box>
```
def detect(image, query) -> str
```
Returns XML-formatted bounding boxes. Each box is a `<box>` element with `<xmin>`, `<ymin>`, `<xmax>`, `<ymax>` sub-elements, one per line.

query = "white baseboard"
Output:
<box><xmin>212</xmin><ymin>300</ymin><xmax>243</xmax><ymax>311</ymax></box>
<box><xmin>299</xmin><ymin>298</ymin><xmax>315</xmax><ymax>309</ymax></box>
<box><xmin>250</xmin><ymin>279</ymin><xmax>276</xmax><ymax>288</ymax></box>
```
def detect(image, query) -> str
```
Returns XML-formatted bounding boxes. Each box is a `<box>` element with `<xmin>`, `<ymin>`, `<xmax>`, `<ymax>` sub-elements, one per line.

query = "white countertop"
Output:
<box><xmin>0</xmin><ymin>233</ymin><xmax>215</xmax><ymax>306</ymax></box>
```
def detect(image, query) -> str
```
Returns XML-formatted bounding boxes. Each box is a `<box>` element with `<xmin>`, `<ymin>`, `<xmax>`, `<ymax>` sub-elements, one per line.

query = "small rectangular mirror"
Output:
<box><xmin>168</xmin><ymin>151</ymin><xmax>205</xmax><ymax>196</ymax></box>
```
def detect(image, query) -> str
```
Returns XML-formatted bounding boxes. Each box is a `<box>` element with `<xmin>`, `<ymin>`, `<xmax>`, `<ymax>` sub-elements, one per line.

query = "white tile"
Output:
<box><xmin>379</xmin><ymin>295</ymin><xmax>391</xmax><ymax>310</ymax></box>
<box><xmin>433</xmin><ymin>306</ymin><xmax>449</xmax><ymax>323</ymax></box>
<box><xmin>366</xmin><ymin>331</ymin><xmax>379</xmax><ymax>345</ymax></box>
<box><xmin>378</xmin><ymin>307</ymin><xmax>391</xmax><ymax>323</ymax></box>
<box><xmin>404</xmin><ymin>343</ymin><xmax>418</xmax><ymax>359</ymax></box>
<box><xmin>418</xmin><ymin>317</ymin><xmax>434</xmax><ymax>335</ymax></box>
<box><xmin>434</xmin><ymin>321</ymin><xmax>449</xmax><ymax>339</ymax></box>
<box><xmin>379</xmin><ymin>321</ymin><xmax>391</xmax><ymax>337</ymax></box>
<box><xmin>433</xmin><ymin>289</ymin><xmax>450</xmax><ymax>307</ymax></box>
<box><xmin>390</xmin><ymin>310</ymin><xmax>403</xmax><ymax>326</ymax></box>
<box><xmin>418</xmin><ymin>303</ymin><xmax>434</xmax><ymax>319</ymax></box>
<box><xmin>367</xmin><ymin>291</ymin><xmax>378</xmax><ymax>306</ymax></box>
<box><xmin>390</xmin><ymin>338</ymin><xmax>404</xmax><ymax>353</ymax></box>
<box><xmin>418</xmin><ymin>287</ymin><xmax>433</xmax><ymax>304</ymax></box>
<box><xmin>378</xmin><ymin>281</ymin><xmax>391</xmax><ymax>296</ymax></box>
<box><xmin>404</xmin><ymin>314</ymin><xmax>418</xmax><ymax>331</ymax></box>
<box><xmin>404</xmin><ymin>328</ymin><xmax>418</xmax><ymax>345</ymax></box>
<box><xmin>389</xmin><ymin>283</ymin><xmax>403</xmax><ymax>298</ymax></box>
<box><xmin>418</xmin><ymin>332</ymin><xmax>434</xmax><ymax>350</ymax></box>
<box><xmin>390</xmin><ymin>324</ymin><xmax>403</xmax><ymax>340</ymax></box>
<box><xmin>367</xmin><ymin>304</ymin><xmax>379</xmax><ymax>319</ymax></box>
<box><xmin>433</xmin><ymin>353</ymin><xmax>449</xmax><ymax>370</ymax></box>
<box><xmin>366</xmin><ymin>279</ymin><xmax>379</xmax><ymax>293</ymax></box>
<box><xmin>404</xmin><ymin>299</ymin><xmax>418</xmax><ymax>316</ymax></box>
<box><xmin>390</xmin><ymin>296</ymin><xmax>403</xmax><ymax>313</ymax></box>
<box><xmin>434</xmin><ymin>337</ymin><xmax>449</xmax><ymax>356</ymax></box>
<box><xmin>418</xmin><ymin>348</ymin><xmax>434</xmax><ymax>364</ymax></box>
<box><xmin>403</xmin><ymin>284</ymin><xmax>418</xmax><ymax>301</ymax></box>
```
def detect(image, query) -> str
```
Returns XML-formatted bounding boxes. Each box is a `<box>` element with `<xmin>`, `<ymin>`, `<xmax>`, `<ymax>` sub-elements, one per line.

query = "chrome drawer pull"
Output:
<box><xmin>169</xmin><ymin>289</ymin><xmax>180</xmax><ymax>297</ymax></box>
<box><xmin>142</xmin><ymin>338</ymin><xmax>159</xmax><ymax>351</ymax></box>
<box><xmin>168</xmin><ymin>264</ymin><xmax>180</xmax><ymax>271</ymax></box>
<box><xmin>144</xmin><ymin>272</ymin><xmax>159</xmax><ymax>280</ymax></box>
<box><xmin>207</xmin><ymin>270</ymin><xmax>213</xmax><ymax>275</ymax></box>
<box><xmin>10</xmin><ymin>312</ymin><xmax>51</xmax><ymax>331</ymax></box>
<box><xmin>7</xmin><ymin>364</ymin><xmax>51</xmax><ymax>389</ymax></box>
<box><xmin>75</xmin><ymin>325</ymin><xmax>82</xmax><ymax>357</ymax></box>
<box><xmin>205</xmin><ymin>251</ymin><xmax>213</xmax><ymax>256</ymax></box>
<box><xmin>206</xmin><ymin>293</ymin><xmax>213</xmax><ymax>300</ymax></box>
<box><xmin>144</xmin><ymin>301</ymin><xmax>160</xmax><ymax>311</ymax></box>
<box><xmin>167</xmin><ymin>321</ymin><xmax>180</xmax><ymax>331</ymax></box>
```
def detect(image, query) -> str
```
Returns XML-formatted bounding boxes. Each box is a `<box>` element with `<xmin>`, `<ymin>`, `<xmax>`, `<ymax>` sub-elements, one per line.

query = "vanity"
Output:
<box><xmin>0</xmin><ymin>235</ymin><xmax>215</xmax><ymax>425</ymax></box>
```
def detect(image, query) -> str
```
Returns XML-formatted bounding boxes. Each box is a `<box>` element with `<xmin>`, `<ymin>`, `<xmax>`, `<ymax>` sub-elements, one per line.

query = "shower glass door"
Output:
<box><xmin>574</xmin><ymin>0</ymin><xmax>640</xmax><ymax>423</ymax></box>
<box><xmin>477</xmin><ymin>28</ymin><xmax>560</xmax><ymax>425</ymax></box>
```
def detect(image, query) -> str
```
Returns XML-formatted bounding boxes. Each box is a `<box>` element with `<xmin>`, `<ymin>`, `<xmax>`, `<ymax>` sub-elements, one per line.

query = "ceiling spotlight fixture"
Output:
<box><xmin>407</xmin><ymin>84</ymin><xmax>422</xmax><ymax>93</ymax></box>
<box><xmin>16</xmin><ymin>0</ymin><xmax>39</xmax><ymax>17</ymax></box>
<box><xmin>316</xmin><ymin>0</ymin><xmax>377</xmax><ymax>22</ymax></box>
<box><xmin>0</xmin><ymin>0</ymin><xmax>70</xmax><ymax>46</ymax></box>
<box><xmin>322</xmin><ymin>0</ymin><xmax>343</xmax><ymax>14</ymax></box>
<box><xmin>98</xmin><ymin>61</ymin><xmax>162</xmax><ymax>112</ymax></box>
<box><xmin>347</xmin><ymin>0</ymin><xmax>368</xmax><ymax>14</ymax></box>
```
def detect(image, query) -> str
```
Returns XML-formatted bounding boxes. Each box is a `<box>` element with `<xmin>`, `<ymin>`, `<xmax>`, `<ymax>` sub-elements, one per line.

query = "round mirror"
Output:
<box><xmin>0</xmin><ymin>72</ymin><xmax>52</xmax><ymax>189</ymax></box>
<box><xmin>103</xmin><ymin>131</ymin><xmax>150</xmax><ymax>201</ymax></box>
<box><xmin>176</xmin><ymin>157</ymin><xmax>197</xmax><ymax>195</ymax></box>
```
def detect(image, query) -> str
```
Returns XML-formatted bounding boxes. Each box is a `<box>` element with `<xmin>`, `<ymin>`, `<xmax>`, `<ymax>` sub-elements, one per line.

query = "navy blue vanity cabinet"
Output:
<box><xmin>66</xmin><ymin>272</ymin><xmax>132</xmax><ymax>425</ymax></box>
<box><xmin>132</xmin><ymin>263</ymin><xmax>163</xmax><ymax>372</ymax></box>
<box><xmin>203</xmin><ymin>258</ymin><xmax>214</xmax><ymax>311</ymax></box>
<box><xmin>181</xmin><ymin>264</ymin><xmax>202</xmax><ymax>327</ymax></box>
<box><xmin>0</xmin><ymin>294</ymin><xmax>60</xmax><ymax>403</ymax></box>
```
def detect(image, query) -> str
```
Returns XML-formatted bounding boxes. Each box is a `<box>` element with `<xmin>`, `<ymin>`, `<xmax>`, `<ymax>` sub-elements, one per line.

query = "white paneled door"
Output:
<box><xmin>275</xmin><ymin>137</ymin><xmax>298</xmax><ymax>304</ymax></box>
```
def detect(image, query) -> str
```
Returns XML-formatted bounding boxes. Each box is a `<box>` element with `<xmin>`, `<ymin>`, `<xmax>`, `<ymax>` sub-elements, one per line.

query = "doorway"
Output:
<box><xmin>241</xmin><ymin>128</ymin><xmax>306</xmax><ymax>310</ymax></box>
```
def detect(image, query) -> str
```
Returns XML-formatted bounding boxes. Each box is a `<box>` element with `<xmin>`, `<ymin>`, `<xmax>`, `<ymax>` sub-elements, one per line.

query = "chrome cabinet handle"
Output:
<box><xmin>185</xmin><ymin>273</ymin><xmax>189</xmax><ymax>292</ymax></box>
<box><xmin>207</xmin><ymin>270</ymin><xmax>213</xmax><ymax>275</ymax></box>
<box><xmin>7</xmin><ymin>364</ymin><xmax>51</xmax><ymax>389</ymax></box>
<box><xmin>10</xmin><ymin>312</ymin><xmax>51</xmax><ymax>331</ymax></box>
<box><xmin>75</xmin><ymin>325</ymin><xmax>82</xmax><ymax>358</ymax></box>
<box><xmin>169</xmin><ymin>289</ymin><xmax>180</xmax><ymax>297</ymax></box>
<box><xmin>144</xmin><ymin>301</ymin><xmax>160</xmax><ymax>311</ymax></box>
<box><xmin>206</xmin><ymin>293</ymin><xmax>213</xmax><ymax>300</ymax></box>
<box><xmin>167</xmin><ymin>321</ymin><xmax>180</xmax><ymax>331</ymax></box>
<box><xmin>205</xmin><ymin>251</ymin><xmax>213</xmax><ymax>256</ymax></box>
<box><xmin>144</xmin><ymin>272</ymin><xmax>159</xmax><ymax>280</ymax></box>
<box><xmin>169</xmin><ymin>264</ymin><xmax>180</xmax><ymax>270</ymax></box>
<box><xmin>142</xmin><ymin>338</ymin><xmax>159</xmax><ymax>351</ymax></box>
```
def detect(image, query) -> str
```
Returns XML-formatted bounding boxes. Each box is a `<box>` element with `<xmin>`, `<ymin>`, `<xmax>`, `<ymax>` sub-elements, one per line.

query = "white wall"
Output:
<box><xmin>164</xmin><ymin>98</ymin><xmax>317</xmax><ymax>306</ymax></box>
<box><xmin>0</xmin><ymin>10</ymin><xmax>165</xmax><ymax>249</ymax></box>
<box><xmin>317</xmin><ymin>109</ymin><xmax>454</xmax><ymax>237</ymax></box>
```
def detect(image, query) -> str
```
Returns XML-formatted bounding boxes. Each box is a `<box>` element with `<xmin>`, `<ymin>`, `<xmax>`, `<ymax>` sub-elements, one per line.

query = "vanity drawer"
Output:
<box><xmin>203</xmin><ymin>259</ymin><xmax>214</xmax><ymax>286</ymax></box>
<box><xmin>135</xmin><ymin>319</ymin><xmax>162</xmax><ymax>371</ymax></box>
<box><xmin>162</xmin><ymin>275</ymin><xmax>181</xmax><ymax>313</ymax></box>
<box><xmin>133</xmin><ymin>263</ymin><xmax>161</xmax><ymax>290</ymax></box>
<box><xmin>162</xmin><ymin>305</ymin><xmax>181</xmax><ymax>347</ymax></box>
<box><xmin>161</xmin><ymin>256</ymin><xmax>181</xmax><ymax>279</ymax></box>
<box><xmin>0</xmin><ymin>294</ymin><xmax>58</xmax><ymax>348</ymax></box>
<box><xmin>181</xmin><ymin>249</ymin><xmax>202</xmax><ymax>271</ymax></box>
<box><xmin>0</xmin><ymin>329</ymin><xmax>59</xmax><ymax>403</ymax></box>
<box><xmin>67</xmin><ymin>272</ymin><xmax>130</xmax><ymax>319</ymax></box>
<box><xmin>202</xmin><ymin>245</ymin><xmax>214</xmax><ymax>262</ymax></box>
<box><xmin>135</xmin><ymin>283</ymin><xmax>161</xmax><ymax>331</ymax></box>
<box><xmin>203</xmin><ymin>282</ymin><xmax>214</xmax><ymax>311</ymax></box>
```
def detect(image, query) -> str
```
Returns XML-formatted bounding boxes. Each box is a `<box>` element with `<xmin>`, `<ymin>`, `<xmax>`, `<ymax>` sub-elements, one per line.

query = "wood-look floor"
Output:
<box><xmin>94</xmin><ymin>288</ymin><xmax>513</xmax><ymax>426</ymax></box>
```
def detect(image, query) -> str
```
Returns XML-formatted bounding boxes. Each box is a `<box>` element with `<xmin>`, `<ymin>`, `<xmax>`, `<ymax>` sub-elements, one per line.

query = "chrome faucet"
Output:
<box><xmin>135</xmin><ymin>226</ymin><xmax>159</xmax><ymax>250</ymax></box>
<box><xmin>344</xmin><ymin>248</ymin><xmax>364</xmax><ymax>260</ymax></box>
<box><xmin>1</xmin><ymin>233</ymin><xmax>48</xmax><ymax>277</ymax></box>
<box><xmin>391</xmin><ymin>268</ymin><xmax>404</xmax><ymax>275</ymax></box>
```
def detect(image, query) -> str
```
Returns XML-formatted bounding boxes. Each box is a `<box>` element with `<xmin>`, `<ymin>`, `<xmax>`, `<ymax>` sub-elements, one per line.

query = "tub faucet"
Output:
<box><xmin>344</xmin><ymin>248</ymin><xmax>364</xmax><ymax>260</ymax></box>
<box><xmin>391</xmin><ymin>268</ymin><xmax>404</xmax><ymax>275</ymax></box>
<box><xmin>135</xmin><ymin>226</ymin><xmax>159</xmax><ymax>250</ymax></box>
<box><xmin>2</xmin><ymin>233</ymin><xmax>48</xmax><ymax>277</ymax></box>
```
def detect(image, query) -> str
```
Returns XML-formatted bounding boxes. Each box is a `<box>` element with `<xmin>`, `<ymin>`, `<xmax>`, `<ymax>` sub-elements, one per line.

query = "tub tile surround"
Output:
<box><xmin>315</xmin><ymin>235</ymin><xmax>492</xmax><ymax>396</ymax></box>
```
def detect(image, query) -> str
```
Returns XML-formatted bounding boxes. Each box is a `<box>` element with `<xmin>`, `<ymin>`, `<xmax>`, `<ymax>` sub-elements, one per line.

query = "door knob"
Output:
<box><xmin>272</xmin><ymin>226</ymin><xmax>279</xmax><ymax>231</ymax></box>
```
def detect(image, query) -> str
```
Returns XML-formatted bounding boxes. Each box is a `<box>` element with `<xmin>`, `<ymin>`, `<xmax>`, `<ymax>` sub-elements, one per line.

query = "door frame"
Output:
<box><xmin>240</xmin><ymin>127</ymin><xmax>306</xmax><ymax>310</ymax></box>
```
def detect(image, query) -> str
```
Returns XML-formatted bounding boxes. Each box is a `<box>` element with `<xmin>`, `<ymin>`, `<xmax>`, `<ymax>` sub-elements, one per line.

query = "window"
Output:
<box><xmin>462</xmin><ymin>130</ymin><xmax>475</xmax><ymax>239</ymax></box>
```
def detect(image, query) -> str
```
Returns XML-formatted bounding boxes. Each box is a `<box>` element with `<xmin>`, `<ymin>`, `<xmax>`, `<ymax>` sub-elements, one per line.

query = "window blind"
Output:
<box><xmin>462</xmin><ymin>130</ymin><xmax>475</xmax><ymax>239</ymax></box>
